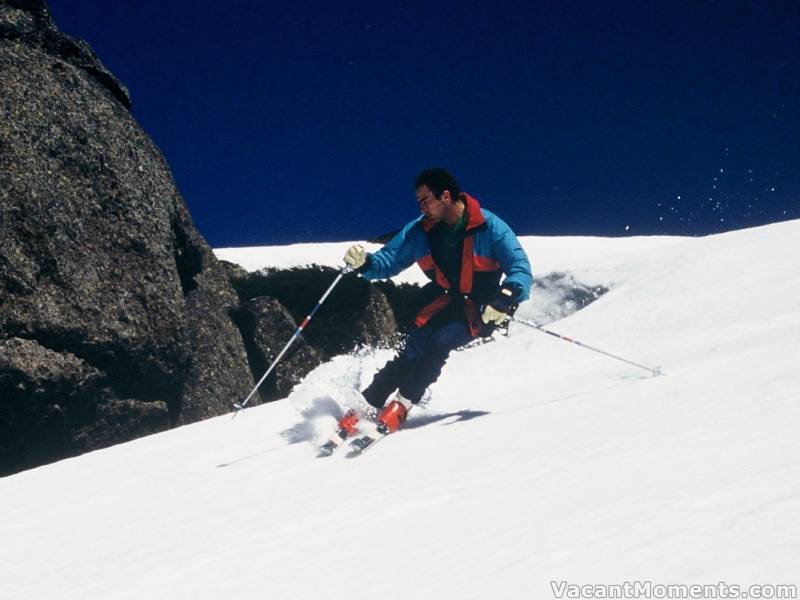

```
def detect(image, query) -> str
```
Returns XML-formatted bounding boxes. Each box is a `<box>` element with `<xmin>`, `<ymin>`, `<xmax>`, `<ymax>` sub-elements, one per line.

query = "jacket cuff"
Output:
<box><xmin>499</xmin><ymin>281</ymin><xmax>522</xmax><ymax>302</ymax></box>
<box><xmin>355</xmin><ymin>254</ymin><xmax>372</xmax><ymax>275</ymax></box>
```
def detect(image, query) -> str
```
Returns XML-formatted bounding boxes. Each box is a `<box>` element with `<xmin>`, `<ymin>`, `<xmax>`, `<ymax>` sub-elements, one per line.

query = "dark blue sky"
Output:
<box><xmin>50</xmin><ymin>1</ymin><xmax>799</xmax><ymax>247</ymax></box>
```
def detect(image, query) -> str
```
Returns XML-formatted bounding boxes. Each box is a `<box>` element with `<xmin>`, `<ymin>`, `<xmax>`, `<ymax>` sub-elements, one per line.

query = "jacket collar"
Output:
<box><xmin>461</xmin><ymin>193</ymin><xmax>486</xmax><ymax>232</ymax></box>
<box><xmin>421</xmin><ymin>192</ymin><xmax>486</xmax><ymax>233</ymax></box>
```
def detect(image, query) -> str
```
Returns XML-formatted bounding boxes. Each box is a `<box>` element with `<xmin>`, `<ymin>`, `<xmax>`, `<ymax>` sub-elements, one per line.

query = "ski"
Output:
<box><xmin>316</xmin><ymin>427</ymin><xmax>351</xmax><ymax>457</ymax></box>
<box><xmin>317</xmin><ymin>406</ymin><xmax>401</xmax><ymax>457</ymax></box>
<box><xmin>346</xmin><ymin>423</ymin><xmax>392</xmax><ymax>457</ymax></box>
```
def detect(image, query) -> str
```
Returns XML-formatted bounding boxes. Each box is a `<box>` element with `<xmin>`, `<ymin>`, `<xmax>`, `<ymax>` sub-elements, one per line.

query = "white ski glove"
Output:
<box><xmin>343</xmin><ymin>244</ymin><xmax>366</xmax><ymax>269</ymax></box>
<box><xmin>481</xmin><ymin>304</ymin><xmax>508</xmax><ymax>324</ymax></box>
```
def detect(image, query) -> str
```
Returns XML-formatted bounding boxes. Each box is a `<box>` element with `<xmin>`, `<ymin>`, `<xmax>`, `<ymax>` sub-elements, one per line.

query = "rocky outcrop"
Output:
<box><xmin>0</xmin><ymin>0</ymin><xmax>254</xmax><ymax>475</ymax></box>
<box><xmin>359</xmin><ymin>286</ymin><xmax>401</xmax><ymax>347</ymax></box>
<box><xmin>230</xmin><ymin>266</ymin><xmax>401</xmax><ymax>358</ymax></box>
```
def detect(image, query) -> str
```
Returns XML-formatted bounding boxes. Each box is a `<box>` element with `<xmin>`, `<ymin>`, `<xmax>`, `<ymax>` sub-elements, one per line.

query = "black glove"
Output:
<box><xmin>481</xmin><ymin>285</ymin><xmax>519</xmax><ymax>324</ymax></box>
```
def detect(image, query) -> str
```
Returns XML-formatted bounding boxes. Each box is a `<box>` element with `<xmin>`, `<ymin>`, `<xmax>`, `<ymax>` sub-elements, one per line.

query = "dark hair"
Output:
<box><xmin>414</xmin><ymin>168</ymin><xmax>462</xmax><ymax>202</ymax></box>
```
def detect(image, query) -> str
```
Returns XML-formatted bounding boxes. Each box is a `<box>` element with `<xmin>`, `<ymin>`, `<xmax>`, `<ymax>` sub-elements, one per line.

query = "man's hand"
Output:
<box><xmin>481</xmin><ymin>304</ymin><xmax>508</xmax><ymax>324</ymax></box>
<box><xmin>343</xmin><ymin>244</ymin><xmax>366</xmax><ymax>269</ymax></box>
<box><xmin>481</xmin><ymin>286</ymin><xmax>518</xmax><ymax>324</ymax></box>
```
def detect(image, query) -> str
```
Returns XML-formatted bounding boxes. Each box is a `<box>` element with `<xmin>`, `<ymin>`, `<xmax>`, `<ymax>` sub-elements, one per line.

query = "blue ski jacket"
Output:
<box><xmin>359</xmin><ymin>193</ymin><xmax>532</xmax><ymax>336</ymax></box>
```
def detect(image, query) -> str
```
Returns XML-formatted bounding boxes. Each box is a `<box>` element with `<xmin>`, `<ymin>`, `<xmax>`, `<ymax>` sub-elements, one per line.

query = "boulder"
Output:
<box><xmin>354</xmin><ymin>286</ymin><xmax>399</xmax><ymax>348</ymax></box>
<box><xmin>0</xmin><ymin>0</ymin><xmax>130</xmax><ymax>108</ymax></box>
<box><xmin>0</xmin><ymin>0</ymin><xmax>253</xmax><ymax>474</ymax></box>
<box><xmin>235</xmin><ymin>297</ymin><xmax>322</xmax><ymax>401</ymax></box>
<box><xmin>0</xmin><ymin>337</ymin><xmax>170</xmax><ymax>476</ymax></box>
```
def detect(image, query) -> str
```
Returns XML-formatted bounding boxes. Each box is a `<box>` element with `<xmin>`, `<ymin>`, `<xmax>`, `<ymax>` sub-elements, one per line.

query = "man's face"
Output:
<box><xmin>416</xmin><ymin>185</ymin><xmax>449</xmax><ymax>224</ymax></box>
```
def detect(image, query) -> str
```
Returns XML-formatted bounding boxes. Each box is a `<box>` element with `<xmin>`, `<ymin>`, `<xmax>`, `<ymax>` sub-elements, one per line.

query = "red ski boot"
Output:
<box><xmin>337</xmin><ymin>409</ymin><xmax>360</xmax><ymax>436</ymax></box>
<box><xmin>348</xmin><ymin>395</ymin><xmax>414</xmax><ymax>455</ymax></box>
<box><xmin>377</xmin><ymin>395</ymin><xmax>413</xmax><ymax>433</ymax></box>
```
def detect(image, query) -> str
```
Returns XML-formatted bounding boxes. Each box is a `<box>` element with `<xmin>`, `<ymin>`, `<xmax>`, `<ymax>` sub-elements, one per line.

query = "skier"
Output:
<box><xmin>338</xmin><ymin>167</ymin><xmax>532</xmax><ymax>438</ymax></box>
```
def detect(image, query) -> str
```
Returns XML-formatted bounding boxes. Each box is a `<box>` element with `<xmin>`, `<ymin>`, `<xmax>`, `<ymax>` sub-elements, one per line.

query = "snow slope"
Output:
<box><xmin>2</xmin><ymin>221</ymin><xmax>799</xmax><ymax>599</ymax></box>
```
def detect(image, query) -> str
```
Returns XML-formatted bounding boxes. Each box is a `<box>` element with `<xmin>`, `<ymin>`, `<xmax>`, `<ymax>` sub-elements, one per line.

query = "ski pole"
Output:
<box><xmin>510</xmin><ymin>316</ymin><xmax>663</xmax><ymax>377</ymax></box>
<box><xmin>232</xmin><ymin>264</ymin><xmax>352</xmax><ymax>417</ymax></box>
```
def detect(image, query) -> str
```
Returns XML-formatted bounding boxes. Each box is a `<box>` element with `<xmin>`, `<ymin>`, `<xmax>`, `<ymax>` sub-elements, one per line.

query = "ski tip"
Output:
<box><xmin>317</xmin><ymin>446</ymin><xmax>336</xmax><ymax>458</ymax></box>
<box><xmin>345</xmin><ymin>435</ymin><xmax>376</xmax><ymax>458</ymax></box>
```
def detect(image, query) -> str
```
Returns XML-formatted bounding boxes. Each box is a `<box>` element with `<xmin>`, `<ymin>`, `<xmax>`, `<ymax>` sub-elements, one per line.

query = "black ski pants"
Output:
<box><xmin>361</xmin><ymin>319</ymin><xmax>474</xmax><ymax>408</ymax></box>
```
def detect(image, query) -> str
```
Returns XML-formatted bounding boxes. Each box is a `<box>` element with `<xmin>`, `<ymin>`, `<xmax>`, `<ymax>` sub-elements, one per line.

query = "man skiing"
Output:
<box><xmin>332</xmin><ymin>168</ymin><xmax>532</xmax><ymax>448</ymax></box>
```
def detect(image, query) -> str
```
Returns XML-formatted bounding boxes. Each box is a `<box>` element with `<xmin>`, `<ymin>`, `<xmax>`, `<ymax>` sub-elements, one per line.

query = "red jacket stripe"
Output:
<box><xmin>473</xmin><ymin>255</ymin><xmax>501</xmax><ymax>272</ymax></box>
<box><xmin>459</xmin><ymin>235</ymin><xmax>474</xmax><ymax>294</ymax></box>
<box><xmin>417</xmin><ymin>255</ymin><xmax>434</xmax><ymax>270</ymax></box>
<box><xmin>414</xmin><ymin>295</ymin><xmax>453</xmax><ymax>328</ymax></box>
